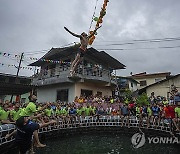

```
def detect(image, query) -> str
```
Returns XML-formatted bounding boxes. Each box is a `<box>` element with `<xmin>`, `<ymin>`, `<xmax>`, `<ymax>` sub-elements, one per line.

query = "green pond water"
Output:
<box><xmin>35</xmin><ymin>133</ymin><xmax>179</xmax><ymax>154</ymax></box>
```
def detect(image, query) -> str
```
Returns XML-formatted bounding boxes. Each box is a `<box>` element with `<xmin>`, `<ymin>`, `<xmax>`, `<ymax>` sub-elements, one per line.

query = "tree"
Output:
<box><xmin>136</xmin><ymin>93</ymin><xmax>149</xmax><ymax>105</ymax></box>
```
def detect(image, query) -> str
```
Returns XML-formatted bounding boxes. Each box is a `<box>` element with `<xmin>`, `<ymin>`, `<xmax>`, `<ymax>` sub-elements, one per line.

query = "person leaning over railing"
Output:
<box><xmin>5</xmin><ymin>116</ymin><xmax>56</xmax><ymax>154</ymax></box>
<box><xmin>19</xmin><ymin>95</ymin><xmax>50</xmax><ymax>148</ymax></box>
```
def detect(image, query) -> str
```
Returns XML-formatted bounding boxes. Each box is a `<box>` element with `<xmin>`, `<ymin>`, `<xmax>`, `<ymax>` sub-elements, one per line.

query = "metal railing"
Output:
<box><xmin>1</xmin><ymin>116</ymin><xmax>179</xmax><ymax>146</ymax></box>
<box><xmin>32</xmin><ymin>65</ymin><xmax>114</xmax><ymax>85</ymax></box>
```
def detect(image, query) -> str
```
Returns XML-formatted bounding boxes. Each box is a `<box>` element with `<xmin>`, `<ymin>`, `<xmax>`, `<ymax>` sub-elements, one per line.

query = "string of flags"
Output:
<box><xmin>0</xmin><ymin>51</ymin><xmax>39</xmax><ymax>61</ymax></box>
<box><xmin>0</xmin><ymin>51</ymin><xmax>21</xmax><ymax>58</ymax></box>
<box><xmin>88</xmin><ymin>0</ymin><xmax>109</xmax><ymax>45</ymax></box>
<box><xmin>39</xmin><ymin>59</ymin><xmax>71</xmax><ymax>64</ymax></box>
<box><xmin>0</xmin><ymin>62</ymin><xmax>34</xmax><ymax>70</ymax></box>
<box><xmin>0</xmin><ymin>51</ymin><xmax>71</xmax><ymax>64</ymax></box>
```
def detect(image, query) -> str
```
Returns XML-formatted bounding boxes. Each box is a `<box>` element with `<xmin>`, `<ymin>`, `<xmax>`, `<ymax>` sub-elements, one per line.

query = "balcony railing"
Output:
<box><xmin>32</xmin><ymin>65</ymin><xmax>116</xmax><ymax>86</ymax></box>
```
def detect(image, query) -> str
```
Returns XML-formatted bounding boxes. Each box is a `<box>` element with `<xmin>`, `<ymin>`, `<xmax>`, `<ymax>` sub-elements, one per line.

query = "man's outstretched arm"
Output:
<box><xmin>88</xmin><ymin>25</ymin><xmax>102</xmax><ymax>38</ymax></box>
<box><xmin>64</xmin><ymin>27</ymin><xmax>81</xmax><ymax>38</ymax></box>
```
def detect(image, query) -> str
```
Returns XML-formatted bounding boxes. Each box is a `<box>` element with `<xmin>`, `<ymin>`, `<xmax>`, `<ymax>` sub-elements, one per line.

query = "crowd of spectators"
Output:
<box><xmin>0</xmin><ymin>93</ymin><xmax>180</xmax><ymax>131</ymax></box>
<box><xmin>0</xmin><ymin>92</ymin><xmax>180</xmax><ymax>153</ymax></box>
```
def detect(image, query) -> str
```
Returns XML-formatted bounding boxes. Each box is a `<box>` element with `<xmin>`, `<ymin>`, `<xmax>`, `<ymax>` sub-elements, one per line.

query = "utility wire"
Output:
<box><xmin>94</xmin><ymin>37</ymin><xmax>180</xmax><ymax>46</ymax></box>
<box><xmin>97</xmin><ymin>45</ymin><xmax>180</xmax><ymax>51</ymax></box>
<box><xmin>94</xmin><ymin>38</ymin><xmax>180</xmax><ymax>46</ymax></box>
<box><xmin>25</xmin><ymin>42</ymin><xmax>75</xmax><ymax>55</ymax></box>
<box><xmin>95</xmin><ymin>36</ymin><xmax>180</xmax><ymax>43</ymax></box>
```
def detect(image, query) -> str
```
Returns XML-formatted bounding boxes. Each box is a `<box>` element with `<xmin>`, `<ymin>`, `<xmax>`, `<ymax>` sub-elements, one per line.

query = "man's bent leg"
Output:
<box><xmin>33</xmin><ymin>130</ymin><xmax>46</xmax><ymax>148</ymax></box>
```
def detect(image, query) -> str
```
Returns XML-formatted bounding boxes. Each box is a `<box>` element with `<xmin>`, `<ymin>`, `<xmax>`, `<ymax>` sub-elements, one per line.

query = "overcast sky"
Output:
<box><xmin>0</xmin><ymin>0</ymin><xmax>180</xmax><ymax>77</ymax></box>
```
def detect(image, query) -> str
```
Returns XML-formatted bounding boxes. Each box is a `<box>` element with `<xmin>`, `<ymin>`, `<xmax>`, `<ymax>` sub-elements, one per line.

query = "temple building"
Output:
<box><xmin>30</xmin><ymin>45</ymin><xmax>125</xmax><ymax>102</ymax></box>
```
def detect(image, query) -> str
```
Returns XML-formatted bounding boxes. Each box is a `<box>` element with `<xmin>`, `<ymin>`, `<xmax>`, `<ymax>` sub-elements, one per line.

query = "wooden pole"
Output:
<box><xmin>10</xmin><ymin>52</ymin><xmax>24</xmax><ymax>103</ymax></box>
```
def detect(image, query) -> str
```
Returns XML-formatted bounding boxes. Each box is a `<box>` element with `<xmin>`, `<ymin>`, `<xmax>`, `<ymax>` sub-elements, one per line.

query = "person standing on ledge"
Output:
<box><xmin>64</xmin><ymin>26</ymin><xmax>101</xmax><ymax>76</ymax></box>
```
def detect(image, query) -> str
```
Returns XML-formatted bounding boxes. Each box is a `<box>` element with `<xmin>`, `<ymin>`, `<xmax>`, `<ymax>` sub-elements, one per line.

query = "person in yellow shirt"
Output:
<box><xmin>172</xmin><ymin>102</ymin><xmax>180</xmax><ymax>131</ymax></box>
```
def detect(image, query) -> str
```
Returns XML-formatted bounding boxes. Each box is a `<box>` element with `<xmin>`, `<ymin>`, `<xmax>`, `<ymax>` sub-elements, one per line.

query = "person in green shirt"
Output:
<box><xmin>147</xmin><ymin>105</ymin><xmax>152</xmax><ymax>128</ymax></box>
<box><xmin>19</xmin><ymin>101</ymin><xmax>37</xmax><ymax>117</ymax></box>
<box><xmin>55</xmin><ymin>105</ymin><xmax>61</xmax><ymax>118</ymax></box>
<box><xmin>89</xmin><ymin>105</ymin><xmax>96</xmax><ymax>116</ymax></box>
<box><xmin>162</xmin><ymin>97</ymin><xmax>168</xmax><ymax>105</ymax></box>
<box><xmin>85</xmin><ymin>105</ymin><xmax>90</xmax><ymax>116</ymax></box>
<box><xmin>77</xmin><ymin>106</ymin><xmax>82</xmax><ymax>116</ymax></box>
<box><xmin>44</xmin><ymin>107</ymin><xmax>53</xmax><ymax>117</ymax></box>
<box><xmin>80</xmin><ymin>106</ymin><xmax>86</xmax><ymax>117</ymax></box>
<box><xmin>0</xmin><ymin>104</ymin><xmax>15</xmax><ymax>124</ymax></box>
<box><xmin>172</xmin><ymin>103</ymin><xmax>180</xmax><ymax>131</ymax></box>
<box><xmin>110</xmin><ymin>98</ymin><xmax>114</xmax><ymax>104</ymax></box>
<box><xmin>76</xmin><ymin>106</ymin><xmax>82</xmax><ymax>125</ymax></box>
<box><xmin>135</xmin><ymin>105</ymin><xmax>141</xmax><ymax>117</ymax></box>
<box><xmin>10</xmin><ymin>103</ymin><xmax>22</xmax><ymax>121</ymax></box>
<box><xmin>60</xmin><ymin>107</ymin><xmax>69</xmax><ymax>127</ymax></box>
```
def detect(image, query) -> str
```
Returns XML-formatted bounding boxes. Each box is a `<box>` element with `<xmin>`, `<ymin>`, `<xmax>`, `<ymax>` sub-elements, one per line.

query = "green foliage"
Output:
<box><xmin>124</xmin><ymin>89</ymin><xmax>132</xmax><ymax>103</ymax></box>
<box><xmin>136</xmin><ymin>93</ymin><xmax>149</xmax><ymax>105</ymax></box>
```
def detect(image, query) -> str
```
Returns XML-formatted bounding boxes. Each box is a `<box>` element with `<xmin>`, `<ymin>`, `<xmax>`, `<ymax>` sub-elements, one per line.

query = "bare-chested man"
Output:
<box><xmin>64</xmin><ymin>26</ymin><xmax>101</xmax><ymax>76</ymax></box>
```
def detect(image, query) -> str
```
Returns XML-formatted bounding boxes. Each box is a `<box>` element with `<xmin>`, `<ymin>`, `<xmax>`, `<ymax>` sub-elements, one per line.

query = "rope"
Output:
<box><xmin>89</xmin><ymin>0</ymin><xmax>99</xmax><ymax>33</ymax></box>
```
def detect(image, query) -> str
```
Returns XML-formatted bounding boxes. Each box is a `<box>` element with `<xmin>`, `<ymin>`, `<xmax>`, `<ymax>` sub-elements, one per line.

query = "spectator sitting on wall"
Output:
<box><xmin>149</xmin><ymin>92</ymin><xmax>156</xmax><ymax>104</ymax></box>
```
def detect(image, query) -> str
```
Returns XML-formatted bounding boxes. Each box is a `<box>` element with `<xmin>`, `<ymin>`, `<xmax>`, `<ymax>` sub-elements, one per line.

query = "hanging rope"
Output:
<box><xmin>88</xmin><ymin>0</ymin><xmax>110</xmax><ymax>45</ymax></box>
<box><xmin>89</xmin><ymin>0</ymin><xmax>99</xmax><ymax>33</ymax></box>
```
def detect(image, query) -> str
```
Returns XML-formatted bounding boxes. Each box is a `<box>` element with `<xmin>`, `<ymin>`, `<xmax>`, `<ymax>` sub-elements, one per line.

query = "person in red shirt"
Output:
<box><xmin>163</xmin><ymin>104</ymin><xmax>175</xmax><ymax>133</ymax></box>
<box><xmin>168</xmin><ymin>104</ymin><xmax>175</xmax><ymax>119</ymax></box>
<box><xmin>163</xmin><ymin>104</ymin><xmax>171</xmax><ymax>119</ymax></box>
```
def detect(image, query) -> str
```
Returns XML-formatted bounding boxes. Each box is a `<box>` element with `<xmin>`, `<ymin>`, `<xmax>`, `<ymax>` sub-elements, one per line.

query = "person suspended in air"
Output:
<box><xmin>64</xmin><ymin>26</ymin><xmax>101</xmax><ymax>76</ymax></box>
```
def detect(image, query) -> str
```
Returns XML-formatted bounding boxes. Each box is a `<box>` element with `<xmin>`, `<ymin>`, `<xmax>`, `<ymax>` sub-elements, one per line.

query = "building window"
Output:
<box><xmin>57</xmin><ymin>89</ymin><xmax>68</xmax><ymax>102</ymax></box>
<box><xmin>81</xmin><ymin>89</ymin><xmax>92</xmax><ymax>97</ymax></box>
<box><xmin>139</xmin><ymin>80</ymin><xmax>147</xmax><ymax>86</ymax></box>
<box><xmin>155</xmin><ymin>78</ymin><xmax>161</xmax><ymax>83</ymax></box>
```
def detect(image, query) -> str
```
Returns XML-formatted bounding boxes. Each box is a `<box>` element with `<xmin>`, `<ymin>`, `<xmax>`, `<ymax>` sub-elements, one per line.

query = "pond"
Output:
<box><xmin>35</xmin><ymin>133</ymin><xmax>179</xmax><ymax>154</ymax></box>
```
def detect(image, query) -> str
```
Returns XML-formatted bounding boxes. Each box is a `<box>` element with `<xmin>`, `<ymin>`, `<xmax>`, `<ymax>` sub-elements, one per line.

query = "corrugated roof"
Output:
<box><xmin>0</xmin><ymin>82</ymin><xmax>34</xmax><ymax>95</ymax></box>
<box><xmin>29</xmin><ymin>46</ymin><xmax>126</xmax><ymax>70</ymax></box>
<box><xmin>131</xmin><ymin>72</ymin><xmax>171</xmax><ymax>79</ymax></box>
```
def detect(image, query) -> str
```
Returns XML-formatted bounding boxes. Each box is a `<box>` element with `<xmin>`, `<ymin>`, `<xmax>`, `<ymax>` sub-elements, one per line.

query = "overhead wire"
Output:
<box><xmin>94</xmin><ymin>37</ymin><xmax>180</xmax><ymax>46</ymax></box>
<box><xmin>97</xmin><ymin>45</ymin><xmax>180</xmax><ymax>51</ymax></box>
